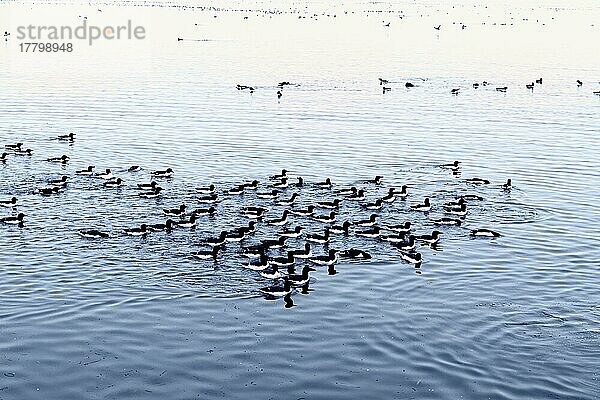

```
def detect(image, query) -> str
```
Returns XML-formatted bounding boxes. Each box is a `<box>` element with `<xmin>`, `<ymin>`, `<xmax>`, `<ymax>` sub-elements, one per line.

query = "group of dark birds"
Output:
<box><xmin>378</xmin><ymin>77</ymin><xmax>600</xmax><ymax>95</ymax></box>
<box><xmin>234</xmin><ymin>78</ymin><xmax>600</xmax><ymax>98</ymax></box>
<box><xmin>2</xmin><ymin>134</ymin><xmax>509</xmax><ymax>301</ymax></box>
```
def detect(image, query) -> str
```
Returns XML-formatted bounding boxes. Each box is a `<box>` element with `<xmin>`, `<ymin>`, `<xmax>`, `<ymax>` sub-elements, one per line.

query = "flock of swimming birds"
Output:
<box><xmin>235</xmin><ymin>77</ymin><xmax>600</xmax><ymax>99</ymax></box>
<box><xmin>1</xmin><ymin>134</ymin><xmax>509</xmax><ymax>299</ymax></box>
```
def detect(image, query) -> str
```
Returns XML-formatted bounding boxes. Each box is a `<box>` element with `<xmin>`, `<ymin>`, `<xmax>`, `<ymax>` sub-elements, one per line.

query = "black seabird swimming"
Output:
<box><xmin>0</xmin><ymin>197</ymin><xmax>17</xmax><ymax>207</ymax></box>
<box><xmin>57</xmin><ymin>132</ymin><xmax>75</xmax><ymax>141</ymax></box>
<box><xmin>191</xmin><ymin>206</ymin><xmax>217</xmax><ymax>216</ymax></box>
<box><xmin>242</xmin><ymin>208</ymin><xmax>265</xmax><ymax>219</ymax></box>
<box><xmin>266</xmin><ymin>210</ymin><xmax>290</xmax><ymax>226</ymax></box>
<box><xmin>259</xmin><ymin>278</ymin><xmax>292</xmax><ymax>296</ymax></box>
<box><xmin>128</xmin><ymin>165</ymin><xmax>141</xmax><ymax>172</ymax></box>
<box><xmin>95</xmin><ymin>169</ymin><xmax>113</xmax><ymax>180</ymax></box>
<box><xmin>411</xmin><ymin>197</ymin><xmax>431</xmax><ymax>212</ymax></box>
<box><xmin>466</xmin><ymin>178</ymin><xmax>490</xmax><ymax>185</ymax></box>
<box><xmin>204</xmin><ymin>231</ymin><xmax>228</xmax><ymax>247</ymax></box>
<box><xmin>316</xmin><ymin>198</ymin><xmax>342</xmax><ymax>209</ymax></box>
<box><xmin>224</xmin><ymin>185</ymin><xmax>245</xmax><ymax>195</ymax></box>
<box><xmin>310</xmin><ymin>249</ymin><xmax>338</xmax><ymax>266</ymax></box>
<box><xmin>243</xmin><ymin>180</ymin><xmax>259</xmax><ymax>189</ymax></box>
<box><xmin>148</xmin><ymin>219</ymin><xmax>176</xmax><ymax>232</ymax></box>
<box><xmin>306</xmin><ymin>227</ymin><xmax>330</xmax><ymax>244</ymax></box>
<box><xmin>5</xmin><ymin>142</ymin><xmax>22</xmax><ymax>150</ymax></box>
<box><xmin>415</xmin><ymin>230</ymin><xmax>442</xmax><ymax>244</ymax></box>
<box><xmin>1</xmin><ymin>213</ymin><xmax>24</xmax><ymax>225</ymax></box>
<box><xmin>330</xmin><ymin>221</ymin><xmax>351</xmax><ymax>235</ymax></box>
<box><xmin>365</xmin><ymin>175</ymin><xmax>383</xmax><ymax>184</ymax></box>
<box><xmin>441</xmin><ymin>160</ymin><xmax>461</xmax><ymax>170</ymax></box>
<box><xmin>139</xmin><ymin>187</ymin><xmax>163</xmax><ymax>198</ymax></box>
<box><xmin>270</xmin><ymin>169</ymin><xmax>288</xmax><ymax>180</ymax></box>
<box><xmin>177</xmin><ymin>214</ymin><xmax>197</xmax><ymax>228</ymax></box>
<box><xmin>290</xmin><ymin>243</ymin><xmax>312</xmax><ymax>259</ymax></box>
<box><xmin>459</xmin><ymin>194</ymin><xmax>484</xmax><ymax>201</ymax></box>
<box><xmin>279</xmin><ymin>226</ymin><xmax>304</xmax><ymax>238</ymax></box>
<box><xmin>445</xmin><ymin>203</ymin><xmax>467</xmax><ymax>216</ymax></box>
<box><xmin>316</xmin><ymin>178</ymin><xmax>332</xmax><ymax>189</ymax></box>
<box><xmin>37</xmin><ymin>187</ymin><xmax>60</xmax><ymax>195</ymax></box>
<box><xmin>197</xmin><ymin>193</ymin><xmax>218</xmax><ymax>203</ymax></box>
<box><xmin>502</xmin><ymin>179</ymin><xmax>512</xmax><ymax>190</ymax></box>
<box><xmin>196</xmin><ymin>184</ymin><xmax>216</xmax><ymax>194</ymax></box>
<box><xmin>151</xmin><ymin>168</ymin><xmax>174</xmax><ymax>178</ymax></box>
<box><xmin>313</xmin><ymin>211</ymin><xmax>336</xmax><ymax>223</ymax></box>
<box><xmin>0</xmin><ymin>152</ymin><xmax>7</xmax><ymax>161</ymax></box>
<box><xmin>399</xmin><ymin>251</ymin><xmax>422</xmax><ymax>265</ymax></box>
<box><xmin>76</xmin><ymin>165</ymin><xmax>95</xmax><ymax>175</ymax></box>
<box><xmin>335</xmin><ymin>186</ymin><xmax>357</xmax><ymax>196</ymax></box>
<box><xmin>163</xmin><ymin>204</ymin><xmax>187</xmax><ymax>217</ymax></box>
<box><xmin>259</xmin><ymin>264</ymin><xmax>281</xmax><ymax>280</ymax></box>
<box><xmin>268</xmin><ymin>251</ymin><xmax>296</xmax><ymax>268</ymax></box>
<box><xmin>225</xmin><ymin>229</ymin><xmax>246</xmax><ymax>242</ymax></box>
<box><xmin>432</xmin><ymin>217</ymin><xmax>462</xmax><ymax>226</ymax></box>
<box><xmin>380</xmin><ymin>233</ymin><xmax>407</xmax><ymax>243</ymax></box>
<box><xmin>355</xmin><ymin>226</ymin><xmax>381</xmax><ymax>238</ymax></box>
<box><xmin>471</xmin><ymin>228</ymin><xmax>501</xmax><ymax>237</ymax></box>
<box><xmin>191</xmin><ymin>246</ymin><xmax>221</xmax><ymax>260</ymax></box>
<box><xmin>241</xmin><ymin>206</ymin><xmax>268</xmax><ymax>214</ymax></box>
<box><xmin>384</xmin><ymin>221</ymin><xmax>411</xmax><ymax>233</ymax></box>
<box><xmin>380</xmin><ymin>188</ymin><xmax>396</xmax><ymax>203</ymax></box>
<box><xmin>46</xmin><ymin>155</ymin><xmax>70</xmax><ymax>163</ymax></box>
<box><xmin>49</xmin><ymin>176</ymin><xmax>69</xmax><ymax>187</ymax></box>
<box><xmin>103</xmin><ymin>178</ymin><xmax>123</xmax><ymax>188</ymax></box>
<box><xmin>391</xmin><ymin>185</ymin><xmax>408</xmax><ymax>198</ymax></box>
<box><xmin>275</xmin><ymin>193</ymin><xmax>298</xmax><ymax>206</ymax></box>
<box><xmin>14</xmin><ymin>148</ymin><xmax>33</xmax><ymax>156</ymax></box>
<box><xmin>339</xmin><ymin>248</ymin><xmax>372</xmax><ymax>260</ymax></box>
<box><xmin>354</xmin><ymin>214</ymin><xmax>378</xmax><ymax>227</ymax></box>
<box><xmin>123</xmin><ymin>224</ymin><xmax>148</xmax><ymax>236</ymax></box>
<box><xmin>256</xmin><ymin>190</ymin><xmax>279</xmax><ymax>199</ymax></box>
<box><xmin>392</xmin><ymin>235</ymin><xmax>416</xmax><ymax>250</ymax></box>
<box><xmin>444</xmin><ymin>198</ymin><xmax>465</xmax><ymax>208</ymax></box>
<box><xmin>295</xmin><ymin>177</ymin><xmax>304</xmax><ymax>187</ymax></box>
<box><xmin>272</xmin><ymin>177</ymin><xmax>288</xmax><ymax>188</ymax></box>
<box><xmin>261</xmin><ymin>236</ymin><xmax>288</xmax><ymax>249</ymax></box>
<box><xmin>347</xmin><ymin>189</ymin><xmax>365</xmax><ymax>200</ymax></box>
<box><xmin>363</xmin><ymin>199</ymin><xmax>383</xmax><ymax>210</ymax></box>
<box><xmin>287</xmin><ymin>266</ymin><xmax>315</xmax><ymax>286</ymax></box>
<box><xmin>244</xmin><ymin>253</ymin><xmax>270</xmax><ymax>271</ymax></box>
<box><xmin>78</xmin><ymin>229</ymin><xmax>110</xmax><ymax>238</ymax></box>
<box><xmin>291</xmin><ymin>205</ymin><xmax>315</xmax><ymax>216</ymax></box>
<box><xmin>137</xmin><ymin>181</ymin><xmax>157</xmax><ymax>190</ymax></box>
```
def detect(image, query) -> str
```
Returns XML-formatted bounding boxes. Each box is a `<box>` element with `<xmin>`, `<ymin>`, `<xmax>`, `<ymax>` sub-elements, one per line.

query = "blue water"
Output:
<box><xmin>1</xmin><ymin>1</ymin><xmax>599</xmax><ymax>399</ymax></box>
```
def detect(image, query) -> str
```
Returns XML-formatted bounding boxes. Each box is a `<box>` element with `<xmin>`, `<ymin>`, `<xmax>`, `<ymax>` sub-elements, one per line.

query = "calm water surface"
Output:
<box><xmin>0</xmin><ymin>1</ymin><xmax>599</xmax><ymax>399</ymax></box>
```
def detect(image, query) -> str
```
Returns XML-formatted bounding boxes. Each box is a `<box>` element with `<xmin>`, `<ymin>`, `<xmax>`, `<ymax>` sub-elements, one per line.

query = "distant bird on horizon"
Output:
<box><xmin>379</xmin><ymin>78</ymin><xmax>389</xmax><ymax>85</ymax></box>
<box><xmin>434</xmin><ymin>25</ymin><xmax>441</xmax><ymax>30</ymax></box>
<box><xmin>536</xmin><ymin>78</ymin><xmax>543</xmax><ymax>84</ymax></box>
<box><xmin>277</xmin><ymin>90</ymin><xmax>282</xmax><ymax>99</ymax></box>
<box><xmin>526</xmin><ymin>82</ymin><xmax>534</xmax><ymax>90</ymax></box>
<box><xmin>451</xmin><ymin>88</ymin><xmax>460</xmax><ymax>95</ymax></box>
<box><xmin>577</xmin><ymin>80</ymin><xmax>583</xmax><ymax>86</ymax></box>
